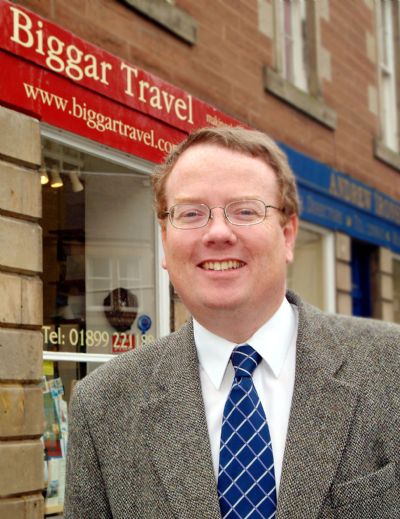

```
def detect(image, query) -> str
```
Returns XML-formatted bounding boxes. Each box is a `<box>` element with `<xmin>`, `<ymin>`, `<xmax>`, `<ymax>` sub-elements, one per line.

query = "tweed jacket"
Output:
<box><xmin>64</xmin><ymin>291</ymin><xmax>400</xmax><ymax>519</ymax></box>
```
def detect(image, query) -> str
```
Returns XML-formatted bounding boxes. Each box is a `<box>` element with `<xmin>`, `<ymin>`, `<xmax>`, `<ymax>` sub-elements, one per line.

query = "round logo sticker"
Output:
<box><xmin>137</xmin><ymin>314</ymin><xmax>152</xmax><ymax>333</ymax></box>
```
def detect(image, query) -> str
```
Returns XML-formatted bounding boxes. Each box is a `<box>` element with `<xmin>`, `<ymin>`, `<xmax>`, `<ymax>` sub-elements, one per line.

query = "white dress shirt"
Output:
<box><xmin>193</xmin><ymin>297</ymin><xmax>298</xmax><ymax>494</ymax></box>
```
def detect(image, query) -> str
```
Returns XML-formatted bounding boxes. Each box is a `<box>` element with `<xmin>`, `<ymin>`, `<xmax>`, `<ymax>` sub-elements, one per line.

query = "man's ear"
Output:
<box><xmin>283</xmin><ymin>214</ymin><xmax>298</xmax><ymax>264</ymax></box>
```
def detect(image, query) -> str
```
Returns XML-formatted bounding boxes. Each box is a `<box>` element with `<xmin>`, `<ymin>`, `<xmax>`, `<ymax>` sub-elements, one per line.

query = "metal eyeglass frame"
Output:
<box><xmin>160</xmin><ymin>200</ymin><xmax>283</xmax><ymax>229</ymax></box>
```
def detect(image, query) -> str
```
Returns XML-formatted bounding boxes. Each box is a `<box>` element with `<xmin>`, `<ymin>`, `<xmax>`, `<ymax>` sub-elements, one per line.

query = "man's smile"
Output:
<box><xmin>198</xmin><ymin>260</ymin><xmax>246</xmax><ymax>271</ymax></box>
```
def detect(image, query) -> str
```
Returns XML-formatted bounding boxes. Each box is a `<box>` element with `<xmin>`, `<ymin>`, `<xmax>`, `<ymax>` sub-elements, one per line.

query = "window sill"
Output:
<box><xmin>374</xmin><ymin>139</ymin><xmax>400</xmax><ymax>171</ymax></box>
<box><xmin>121</xmin><ymin>0</ymin><xmax>197</xmax><ymax>44</ymax></box>
<box><xmin>263</xmin><ymin>66</ymin><xmax>336</xmax><ymax>130</ymax></box>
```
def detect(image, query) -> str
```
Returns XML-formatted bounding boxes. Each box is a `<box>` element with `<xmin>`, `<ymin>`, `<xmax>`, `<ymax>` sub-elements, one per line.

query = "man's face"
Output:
<box><xmin>161</xmin><ymin>143</ymin><xmax>298</xmax><ymax>328</ymax></box>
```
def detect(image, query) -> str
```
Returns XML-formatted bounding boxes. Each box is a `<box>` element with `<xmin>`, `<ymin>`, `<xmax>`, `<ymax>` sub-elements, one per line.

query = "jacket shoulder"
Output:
<box><xmin>72</xmin><ymin>321</ymin><xmax>193</xmax><ymax>407</ymax></box>
<box><xmin>288</xmin><ymin>289</ymin><xmax>400</xmax><ymax>367</ymax></box>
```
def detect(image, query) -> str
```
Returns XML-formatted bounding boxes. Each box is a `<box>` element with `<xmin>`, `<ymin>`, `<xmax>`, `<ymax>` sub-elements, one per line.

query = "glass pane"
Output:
<box><xmin>42</xmin><ymin>139</ymin><xmax>156</xmax><ymax>356</ymax></box>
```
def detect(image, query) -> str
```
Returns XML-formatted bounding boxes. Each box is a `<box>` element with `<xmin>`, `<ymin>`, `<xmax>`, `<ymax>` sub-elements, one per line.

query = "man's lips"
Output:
<box><xmin>198</xmin><ymin>260</ymin><xmax>246</xmax><ymax>271</ymax></box>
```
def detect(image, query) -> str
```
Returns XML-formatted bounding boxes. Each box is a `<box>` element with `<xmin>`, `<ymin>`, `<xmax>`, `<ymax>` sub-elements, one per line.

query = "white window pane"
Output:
<box><xmin>282</xmin><ymin>0</ymin><xmax>308</xmax><ymax>91</ymax></box>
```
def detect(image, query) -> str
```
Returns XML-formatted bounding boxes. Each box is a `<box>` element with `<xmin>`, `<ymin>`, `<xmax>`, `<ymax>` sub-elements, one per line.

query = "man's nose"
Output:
<box><xmin>202</xmin><ymin>207</ymin><xmax>237</xmax><ymax>243</ymax></box>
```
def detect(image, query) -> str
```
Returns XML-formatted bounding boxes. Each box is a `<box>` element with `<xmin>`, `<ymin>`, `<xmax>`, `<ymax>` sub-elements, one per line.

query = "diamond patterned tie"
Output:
<box><xmin>217</xmin><ymin>344</ymin><xmax>277</xmax><ymax>519</ymax></box>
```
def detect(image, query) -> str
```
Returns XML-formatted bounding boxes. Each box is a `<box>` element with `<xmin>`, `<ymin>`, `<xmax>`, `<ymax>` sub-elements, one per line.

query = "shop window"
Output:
<box><xmin>40</xmin><ymin>134</ymin><xmax>160</xmax><ymax>515</ymax></box>
<box><xmin>263</xmin><ymin>0</ymin><xmax>336</xmax><ymax>129</ymax></box>
<box><xmin>287</xmin><ymin>224</ymin><xmax>335</xmax><ymax>312</ymax></box>
<box><xmin>394</xmin><ymin>256</ymin><xmax>400</xmax><ymax>324</ymax></box>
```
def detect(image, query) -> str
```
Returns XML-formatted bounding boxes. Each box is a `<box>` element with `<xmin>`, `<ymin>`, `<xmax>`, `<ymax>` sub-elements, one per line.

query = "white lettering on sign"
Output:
<box><xmin>10</xmin><ymin>6</ymin><xmax>113</xmax><ymax>85</ymax></box>
<box><xmin>120</xmin><ymin>64</ymin><xmax>194</xmax><ymax>123</ymax></box>
<box><xmin>7</xmin><ymin>4</ymin><xmax>195</xmax><ymax>126</ymax></box>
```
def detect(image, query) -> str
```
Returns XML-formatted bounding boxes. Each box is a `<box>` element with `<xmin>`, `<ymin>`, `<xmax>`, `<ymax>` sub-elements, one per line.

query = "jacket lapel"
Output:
<box><xmin>139</xmin><ymin>322</ymin><xmax>221</xmax><ymax>519</ymax></box>
<box><xmin>277</xmin><ymin>293</ymin><xmax>360</xmax><ymax>519</ymax></box>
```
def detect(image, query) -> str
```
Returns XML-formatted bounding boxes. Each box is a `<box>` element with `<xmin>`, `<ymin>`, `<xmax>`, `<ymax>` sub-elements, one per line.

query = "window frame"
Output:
<box><xmin>263</xmin><ymin>0</ymin><xmax>336</xmax><ymax>129</ymax></box>
<box><xmin>40</xmin><ymin>123</ymin><xmax>170</xmax><ymax>366</ymax></box>
<box><xmin>374</xmin><ymin>0</ymin><xmax>400</xmax><ymax>169</ymax></box>
<box><xmin>378</xmin><ymin>0</ymin><xmax>399</xmax><ymax>152</ymax></box>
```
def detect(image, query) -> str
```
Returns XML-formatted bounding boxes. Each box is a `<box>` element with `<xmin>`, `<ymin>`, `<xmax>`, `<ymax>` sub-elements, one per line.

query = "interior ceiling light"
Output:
<box><xmin>39</xmin><ymin>163</ymin><xmax>49</xmax><ymax>185</ymax></box>
<box><xmin>50</xmin><ymin>166</ymin><xmax>63</xmax><ymax>188</ymax></box>
<box><xmin>68</xmin><ymin>170</ymin><xmax>84</xmax><ymax>192</ymax></box>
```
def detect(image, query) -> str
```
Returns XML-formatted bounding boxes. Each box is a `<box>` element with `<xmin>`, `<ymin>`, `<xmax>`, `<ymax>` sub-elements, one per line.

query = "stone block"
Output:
<box><xmin>368</xmin><ymin>85</ymin><xmax>378</xmax><ymax>115</ymax></box>
<box><xmin>0</xmin><ymin>216</ymin><xmax>42</xmax><ymax>273</ymax></box>
<box><xmin>379</xmin><ymin>273</ymin><xmax>394</xmax><ymax>301</ymax></box>
<box><xmin>337</xmin><ymin>292</ymin><xmax>352</xmax><ymax>316</ymax></box>
<box><xmin>0</xmin><ymin>272</ymin><xmax>43</xmax><ymax>326</ymax></box>
<box><xmin>0</xmin><ymin>329</ymin><xmax>43</xmax><ymax>381</ymax></box>
<box><xmin>0</xmin><ymin>272</ymin><xmax>20</xmax><ymax>324</ymax></box>
<box><xmin>0</xmin><ymin>161</ymin><xmax>41</xmax><ymax>218</ymax></box>
<box><xmin>335</xmin><ymin>233</ymin><xmax>351</xmax><ymax>262</ymax></box>
<box><xmin>0</xmin><ymin>106</ymin><xmax>40</xmax><ymax>166</ymax></box>
<box><xmin>381</xmin><ymin>301</ymin><xmax>394</xmax><ymax>322</ymax></box>
<box><xmin>21</xmin><ymin>277</ymin><xmax>43</xmax><ymax>326</ymax></box>
<box><xmin>336</xmin><ymin>261</ymin><xmax>351</xmax><ymax>292</ymax></box>
<box><xmin>379</xmin><ymin>248</ymin><xmax>393</xmax><ymax>274</ymax></box>
<box><xmin>320</xmin><ymin>47</ymin><xmax>332</xmax><ymax>82</ymax></box>
<box><xmin>0</xmin><ymin>494</ymin><xmax>43</xmax><ymax>519</ymax></box>
<box><xmin>319</xmin><ymin>0</ymin><xmax>330</xmax><ymax>21</ymax></box>
<box><xmin>257</xmin><ymin>0</ymin><xmax>273</xmax><ymax>38</ymax></box>
<box><xmin>0</xmin><ymin>440</ymin><xmax>44</xmax><ymax>496</ymax></box>
<box><xmin>366</xmin><ymin>32</ymin><xmax>376</xmax><ymax>63</ymax></box>
<box><xmin>0</xmin><ymin>384</ymin><xmax>44</xmax><ymax>439</ymax></box>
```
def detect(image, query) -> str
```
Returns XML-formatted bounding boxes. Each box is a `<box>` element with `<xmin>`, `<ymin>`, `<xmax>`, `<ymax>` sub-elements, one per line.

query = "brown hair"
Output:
<box><xmin>151</xmin><ymin>126</ymin><xmax>300</xmax><ymax>224</ymax></box>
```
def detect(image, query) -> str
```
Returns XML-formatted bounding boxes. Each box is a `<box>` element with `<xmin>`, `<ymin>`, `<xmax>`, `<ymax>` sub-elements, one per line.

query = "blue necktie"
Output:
<box><xmin>217</xmin><ymin>344</ymin><xmax>277</xmax><ymax>519</ymax></box>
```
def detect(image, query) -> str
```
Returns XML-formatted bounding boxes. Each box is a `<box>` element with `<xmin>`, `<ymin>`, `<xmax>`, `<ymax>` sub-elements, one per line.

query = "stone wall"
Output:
<box><xmin>0</xmin><ymin>105</ymin><xmax>44</xmax><ymax>519</ymax></box>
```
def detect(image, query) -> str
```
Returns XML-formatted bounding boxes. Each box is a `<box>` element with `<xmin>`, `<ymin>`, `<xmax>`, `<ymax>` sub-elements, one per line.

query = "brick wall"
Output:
<box><xmin>0</xmin><ymin>105</ymin><xmax>44</xmax><ymax>518</ymax></box>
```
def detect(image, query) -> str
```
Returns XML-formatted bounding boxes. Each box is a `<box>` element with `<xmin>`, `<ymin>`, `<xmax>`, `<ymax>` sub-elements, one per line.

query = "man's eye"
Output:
<box><xmin>176</xmin><ymin>208</ymin><xmax>206</xmax><ymax>220</ymax></box>
<box><xmin>233</xmin><ymin>207</ymin><xmax>258</xmax><ymax>217</ymax></box>
<box><xmin>238</xmin><ymin>208</ymin><xmax>257</xmax><ymax>215</ymax></box>
<box><xmin>182</xmin><ymin>210</ymin><xmax>202</xmax><ymax>218</ymax></box>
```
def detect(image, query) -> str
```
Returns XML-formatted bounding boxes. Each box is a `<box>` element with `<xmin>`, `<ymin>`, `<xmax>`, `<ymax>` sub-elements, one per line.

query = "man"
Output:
<box><xmin>65</xmin><ymin>127</ymin><xmax>400</xmax><ymax>519</ymax></box>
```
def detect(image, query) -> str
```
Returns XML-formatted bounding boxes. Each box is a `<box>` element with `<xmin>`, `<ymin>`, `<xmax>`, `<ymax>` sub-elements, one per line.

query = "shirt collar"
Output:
<box><xmin>193</xmin><ymin>297</ymin><xmax>298</xmax><ymax>390</ymax></box>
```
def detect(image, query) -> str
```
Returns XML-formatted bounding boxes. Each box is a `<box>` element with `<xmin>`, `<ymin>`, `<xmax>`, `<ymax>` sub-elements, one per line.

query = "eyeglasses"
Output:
<box><xmin>161</xmin><ymin>200</ymin><xmax>283</xmax><ymax>229</ymax></box>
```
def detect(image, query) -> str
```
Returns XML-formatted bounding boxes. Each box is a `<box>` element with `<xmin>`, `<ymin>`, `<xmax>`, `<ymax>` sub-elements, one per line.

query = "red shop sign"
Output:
<box><xmin>0</xmin><ymin>50</ymin><xmax>185</xmax><ymax>163</ymax></box>
<box><xmin>0</xmin><ymin>0</ymin><xmax>241</xmax><ymax>135</ymax></box>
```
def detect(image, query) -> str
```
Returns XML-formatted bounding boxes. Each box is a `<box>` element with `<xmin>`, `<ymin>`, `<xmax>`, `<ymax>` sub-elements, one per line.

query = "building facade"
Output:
<box><xmin>0</xmin><ymin>0</ymin><xmax>399</xmax><ymax>517</ymax></box>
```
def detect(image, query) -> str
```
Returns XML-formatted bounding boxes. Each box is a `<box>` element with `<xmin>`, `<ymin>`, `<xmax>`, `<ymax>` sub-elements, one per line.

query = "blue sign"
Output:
<box><xmin>280</xmin><ymin>143</ymin><xmax>400</xmax><ymax>253</ymax></box>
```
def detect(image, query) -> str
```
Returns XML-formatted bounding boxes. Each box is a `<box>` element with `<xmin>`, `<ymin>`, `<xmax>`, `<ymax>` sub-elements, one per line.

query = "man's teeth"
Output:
<box><xmin>201</xmin><ymin>260</ymin><xmax>244</xmax><ymax>271</ymax></box>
